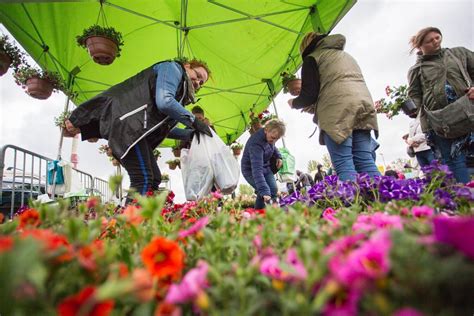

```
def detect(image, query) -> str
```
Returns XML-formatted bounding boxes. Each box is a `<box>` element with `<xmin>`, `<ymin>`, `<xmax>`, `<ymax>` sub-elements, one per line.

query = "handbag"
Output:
<box><xmin>422</xmin><ymin>50</ymin><xmax>474</xmax><ymax>139</ymax></box>
<box><xmin>407</xmin><ymin>146</ymin><xmax>416</xmax><ymax>158</ymax></box>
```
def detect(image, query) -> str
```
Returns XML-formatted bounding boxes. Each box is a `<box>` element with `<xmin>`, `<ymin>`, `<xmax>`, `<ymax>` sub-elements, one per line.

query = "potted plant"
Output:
<box><xmin>230</xmin><ymin>142</ymin><xmax>244</xmax><ymax>156</ymax></box>
<box><xmin>375</xmin><ymin>85</ymin><xmax>417</xmax><ymax>119</ymax></box>
<box><xmin>54</xmin><ymin>110</ymin><xmax>72</xmax><ymax>130</ymax></box>
<box><xmin>0</xmin><ymin>35</ymin><xmax>25</xmax><ymax>76</ymax></box>
<box><xmin>166</xmin><ymin>158</ymin><xmax>180</xmax><ymax>170</ymax></box>
<box><xmin>281</xmin><ymin>71</ymin><xmax>301</xmax><ymax>96</ymax></box>
<box><xmin>76</xmin><ymin>25</ymin><xmax>124</xmax><ymax>65</ymax></box>
<box><xmin>248</xmin><ymin>110</ymin><xmax>278</xmax><ymax>135</ymax></box>
<box><xmin>153</xmin><ymin>148</ymin><xmax>162</xmax><ymax>160</ymax></box>
<box><xmin>172</xmin><ymin>145</ymin><xmax>181</xmax><ymax>158</ymax></box>
<box><xmin>161</xmin><ymin>173</ymin><xmax>170</xmax><ymax>182</ymax></box>
<box><xmin>13</xmin><ymin>65</ymin><xmax>65</xmax><ymax>100</ymax></box>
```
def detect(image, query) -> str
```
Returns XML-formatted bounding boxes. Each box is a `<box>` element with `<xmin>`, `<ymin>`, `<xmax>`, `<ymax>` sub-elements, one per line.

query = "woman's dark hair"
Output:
<box><xmin>409</xmin><ymin>27</ymin><xmax>442</xmax><ymax>54</ymax></box>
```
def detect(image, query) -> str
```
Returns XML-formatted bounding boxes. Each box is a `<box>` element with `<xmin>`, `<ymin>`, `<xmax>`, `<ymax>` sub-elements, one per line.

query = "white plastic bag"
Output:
<box><xmin>201</xmin><ymin>130</ymin><xmax>240</xmax><ymax>194</ymax></box>
<box><xmin>180</xmin><ymin>139</ymin><xmax>214</xmax><ymax>201</ymax></box>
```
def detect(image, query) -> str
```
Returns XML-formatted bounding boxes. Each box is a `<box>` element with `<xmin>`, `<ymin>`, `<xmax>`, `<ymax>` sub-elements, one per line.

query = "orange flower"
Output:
<box><xmin>0</xmin><ymin>236</ymin><xmax>13</xmax><ymax>252</ymax></box>
<box><xmin>122</xmin><ymin>205</ymin><xmax>144</xmax><ymax>226</ymax></box>
<box><xmin>18</xmin><ymin>209</ymin><xmax>41</xmax><ymax>229</ymax></box>
<box><xmin>141</xmin><ymin>237</ymin><xmax>184</xmax><ymax>280</ymax></box>
<box><xmin>21</xmin><ymin>229</ymin><xmax>73</xmax><ymax>263</ymax></box>
<box><xmin>77</xmin><ymin>240</ymin><xmax>105</xmax><ymax>271</ymax></box>
<box><xmin>57</xmin><ymin>286</ymin><xmax>114</xmax><ymax>316</ymax></box>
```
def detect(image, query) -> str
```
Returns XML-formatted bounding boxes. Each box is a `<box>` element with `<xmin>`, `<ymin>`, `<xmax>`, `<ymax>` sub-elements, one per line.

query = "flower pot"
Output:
<box><xmin>172</xmin><ymin>148</ymin><xmax>181</xmax><ymax>158</ymax></box>
<box><xmin>26</xmin><ymin>78</ymin><xmax>53</xmax><ymax>100</ymax></box>
<box><xmin>401</xmin><ymin>99</ymin><xmax>417</xmax><ymax>116</ymax></box>
<box><xmin>232</xmin><ymin>148</ymin><xmax>242</xmax><ymax>156</ymax></box>
<box><xmin>0</xmin><ymin>51</ymin><xmax>12</xmax><ymax>77</ymax></box>
<box><xmin>286</xmin><ymin>79</ymin><xmax>301</xmax><ymax>96</ymax></box>
<box><xmin>85</xmin><ymin>36</ymin><xmax>118</xmax><ymax>65</ymax></box>
<box><xmin>249</xmin><ymin>122</ymin><xmax>262</xmax><ymax>135</ymax></box>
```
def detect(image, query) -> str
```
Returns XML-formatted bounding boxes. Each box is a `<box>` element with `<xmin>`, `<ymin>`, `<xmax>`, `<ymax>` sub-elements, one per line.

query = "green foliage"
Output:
<box><xmin>76</xmin><ymin>25</ymin><xmax>124</xmax><ymax>57</ymax></box>
<box><xmin>53</xmin><ymin>110</ymin><xmax>71</xmax><ymax>128</ymax></box>
<box><xmin>280</xmin><ymin>71</ymin><xmax>297</xmax><ymax>93</ymax></box>
<box><xmin>230</xmin><ymin>142</ymin><xmax>244</xmax><ymax>150</ymax></box>
<box><xmin>375</xmin><ymin>85</ymin><xmax>410</xmax><ymax>118</ymax></box>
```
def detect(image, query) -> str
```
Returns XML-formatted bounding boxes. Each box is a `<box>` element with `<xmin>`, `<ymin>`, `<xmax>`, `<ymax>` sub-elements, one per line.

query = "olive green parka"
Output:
<box><xmin>407</xmin><ymin>47</ymin><xmax>474</xmax><ymax>132</ymax></box>
<box><xmin>307</xmin><ymin>34</ymin><xmax>378</xmax><ymax>145</ymax></box>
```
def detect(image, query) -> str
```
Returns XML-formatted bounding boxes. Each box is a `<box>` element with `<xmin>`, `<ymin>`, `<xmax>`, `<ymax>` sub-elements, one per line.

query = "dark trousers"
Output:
<box><xmin>415</xmin><ymin>149</ymin><xmax>434</xmax><ymax>168</ymax></box>
<box><xmin>120</xmin><ymin>138</ymin><xmax>161</xmax><ymax>195</ymax></box>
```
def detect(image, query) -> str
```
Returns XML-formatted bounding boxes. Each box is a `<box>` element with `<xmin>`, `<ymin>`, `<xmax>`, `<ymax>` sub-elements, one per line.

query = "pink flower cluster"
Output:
<box><xmin>352</xmin><ymin>213</ymin><xmax>403</xmax><ymax>232</ymax></box>
<box><xmin>165</xmin><ymin>260</ymin><xmax>209</xmax><ymax>304</ymax></box>
<box><xmin>260</xmin><ymin>248</ymin><xmax>308</xmax><ymax>282</ymax></box>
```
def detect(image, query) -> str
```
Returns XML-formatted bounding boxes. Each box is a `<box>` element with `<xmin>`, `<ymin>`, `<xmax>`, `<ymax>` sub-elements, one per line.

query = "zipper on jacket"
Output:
<box><xmin>144</xmin><ymin>111</ymin><xmax>147</xmax><ymax>129</ymax></box>
<box><xmin>119</xmin><ymin>104</ymin><xmax>148</xmax><ymax>121</ymax></box>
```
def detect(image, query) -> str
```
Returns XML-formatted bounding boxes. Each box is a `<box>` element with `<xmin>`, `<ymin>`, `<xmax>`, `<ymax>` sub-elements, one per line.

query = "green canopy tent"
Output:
<box><xmin>0</xmin><ymin>0</ymin><xmax>355</xmax><ymax>147</ymax></box>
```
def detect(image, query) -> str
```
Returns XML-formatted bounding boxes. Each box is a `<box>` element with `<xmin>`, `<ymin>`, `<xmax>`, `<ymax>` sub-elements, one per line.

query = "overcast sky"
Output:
<box><xmin>1</xmin><ymin>0</ymin><xmax>472</xmax><ymax>202</ymax></box>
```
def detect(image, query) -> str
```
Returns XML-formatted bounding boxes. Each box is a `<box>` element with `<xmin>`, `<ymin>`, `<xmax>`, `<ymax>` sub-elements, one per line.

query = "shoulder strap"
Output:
<box><xmin>445</xmin><ymin>49</ymin><xmax>471</xmax><ymax>87</ymax></box>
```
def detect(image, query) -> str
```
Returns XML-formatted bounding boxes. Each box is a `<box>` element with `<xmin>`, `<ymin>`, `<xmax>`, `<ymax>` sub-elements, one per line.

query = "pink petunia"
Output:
<box><xmin>285</xmin><ymin>248</ymin><xmax>308</xmax><ymax>281</ymax></box>
<box><xmin>323</xmin><ymin>233</ymin><xmax>365</xmax><ymax>255</ymax></box>
<box><xmin>411</xmin><ymin>206</ymin><xmax>434</xmax><ymax>218</ymax></box>
<box><xmin>352</xmin><ymin>213</ymin><xmax>403</xmax><ymax>232</ymax></box>
<box><xmin>178</xmin><ymin>216</ymin><xmax>209</xmax><ymax>238</ymax></box>
<box><xmin>165</xmin><ymin>260</ymin><xmax>209</xmax><ymax>304</ymax></box>
<box><xmin>322</xmin><ymin>208</ymin><xmax>340</xmax><ymax>226</ymax></box>
<box><xmin>322</xmin><ymin>283</ymin><xmax>360</xmax><ymax>316</ymax></box>
<box><xmin>211</xmin><ymin>191</ymin><xmax>223</xmax><ymax>199</ymax></box>
<box><xmin>260</xmin><ymin>255</ymin><xmax>285</xmax><ymax>280</ymax></box>
<box><xmin>329</xmin><ymin>230</ymin><xmax>391</xmax><ymax>288</ymax></box>
<box><xmin>433</xmin><ymin>216</ymin><xmax>474</xmax><ymax>259</ymax></box>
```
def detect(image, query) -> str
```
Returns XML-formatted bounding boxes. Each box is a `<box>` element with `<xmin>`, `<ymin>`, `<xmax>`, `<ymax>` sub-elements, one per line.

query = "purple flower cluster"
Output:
<box><xmin>280</xmin><ymin>160</ymin><xmax>472</xmax><ymax>210</ymax></box>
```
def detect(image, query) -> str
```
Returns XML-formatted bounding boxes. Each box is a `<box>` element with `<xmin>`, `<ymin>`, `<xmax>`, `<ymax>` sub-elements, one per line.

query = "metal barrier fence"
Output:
<box><xmin>0</xmin><ymin>144</ymin><xmax>116</xmax><ymax>218</ymax></box>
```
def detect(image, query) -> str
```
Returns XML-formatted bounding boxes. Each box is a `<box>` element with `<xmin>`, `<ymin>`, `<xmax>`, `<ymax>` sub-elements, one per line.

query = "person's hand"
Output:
<box><xmin>412</xmin><ymin>142</ymin><xmax>419</xmax><ymax>148</ymax></box>
<box><xmin>63</xmin><ymin>119</ymin><xmax>81</xmax><ymax>137</ymax></box>
<box><xmin>276</xmin><ymin>158</ymin><xmax>283</xmax><ymax>169</ymax></box>
<box><xmin>263</xmin><ymin>195</ymin><xmax>271</xmax><ymax>203</ymax></box>
<box><xmin>466</xmin><ymin>87</ymin><xmax>474</xmax><ymax>100</ymax></box>
<box><xmin>288</xmin><ymin>99</ymin><xmax>294</xmax><ymax>108</ymax></box>
<box><xmin>192</xmin><ymin>118</ymin><xmax>213</xmax><ymax>144</ymax></box>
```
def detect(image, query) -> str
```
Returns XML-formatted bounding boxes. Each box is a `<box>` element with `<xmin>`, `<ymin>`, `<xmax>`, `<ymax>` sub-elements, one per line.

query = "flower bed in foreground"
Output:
<box><xmin>0</xmin><ymin>163</ymin><xmax>473</xmax><ymax>315</ymax></box>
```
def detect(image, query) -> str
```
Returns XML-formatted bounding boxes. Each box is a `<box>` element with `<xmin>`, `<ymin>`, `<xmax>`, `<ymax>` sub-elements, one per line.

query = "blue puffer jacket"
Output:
<box><xmin>241</xmin><ymin>128</ymin><xmax>281</xmax><ymax>196</ymax></box>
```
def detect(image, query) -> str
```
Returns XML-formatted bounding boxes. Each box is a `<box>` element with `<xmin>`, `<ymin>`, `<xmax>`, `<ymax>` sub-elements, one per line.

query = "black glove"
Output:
<box><xmin>192</xmin><ymin>119</ymin><xmax>213</xmax><ymax>144</ymax></box>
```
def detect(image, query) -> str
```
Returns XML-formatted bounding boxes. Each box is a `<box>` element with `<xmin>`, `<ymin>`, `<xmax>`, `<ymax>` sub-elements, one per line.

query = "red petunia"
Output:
<box><xmin>18</xmin><ymin>208</ymin><xmax>41</xmax><ymax>229</ymax></box>
<box><xmin>21</xmin><ymin>229</ymin><xmax>73</xmax><ymax>262</ymax></box>
<box><xmin>57</xmin><ymin>286</ymin><xmax>114</xmax><ymax>316</ymax></box>
<box><xmin>141</xmin><ymin>237</ymin><xmax>184</xmax><ymax>280</ymax></box>
<box><xmin>77</xmin><ymin>240</ymin><xmax>105</xmax><ymax>271</ymax></box>
<box><xmin>0</xmin><ymin>236</ymin><xmax>13</xmax><ymax>252</ymax></box>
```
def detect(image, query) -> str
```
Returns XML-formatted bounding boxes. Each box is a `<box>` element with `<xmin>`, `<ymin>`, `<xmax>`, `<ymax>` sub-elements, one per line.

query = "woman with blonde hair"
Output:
<box><xmin>407</xmin><ymin>26</ymin><xmax>473</xmax><ymax>183</ymax></box>
<box><xmin>241</xmin><ymin>119</ymin><xmax>284</xmax><ymax>208</ymax></box>
<box><xmin>287</xmin><ymin>32</ymin><xmax>380</xmax><ymax>181</ymax></box>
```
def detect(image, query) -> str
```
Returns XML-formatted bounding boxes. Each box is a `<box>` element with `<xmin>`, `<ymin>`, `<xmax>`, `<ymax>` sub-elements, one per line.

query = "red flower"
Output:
<box><xmin>21</xmin><ymin>229</ymin><xmax>73</xmax><ymax>262</ymax></box>
<box><xmin>141</xmin><ymin>237</ymin><xmax>184</xmax><ymax>280</ymax></box>
<box><xmin>57</xmin><ymin>286</ymin><xmax>114</xmax><ymax>316</ymax></box>
<box><xmin>18</xmin><ymin>208</ymin><xmax>41</xmax><ymax>229</ymax></box>
<box><xmin>155</xmin><ymin>302</ymin><xmax>181</xmax><ymax>316</ymax></box>
<box><xmin>0</xmin><ymin>236</ymin><xmax>13</xmax><ymax>252</ymax></box>
<box><xmin>87</xmin><ymin>197</ymin><xmax>99</xmax><ymax>209</ymax></box>
<box><xmin>166</xmin><ymin>191</ymin><xmax>175</xmax><ymax>204</ymax></box>
<box><xmin>77</xmin><ymin>240</ymin><xmax>105</xmax><ymax>271</ymax></box>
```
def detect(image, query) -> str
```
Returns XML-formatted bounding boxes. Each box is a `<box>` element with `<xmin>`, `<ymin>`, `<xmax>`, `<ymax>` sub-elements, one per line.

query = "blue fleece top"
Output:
<box><xmin>241</xmin><ymin>128</ymin><xmax>281</xmax><ymax>196</ymax></box>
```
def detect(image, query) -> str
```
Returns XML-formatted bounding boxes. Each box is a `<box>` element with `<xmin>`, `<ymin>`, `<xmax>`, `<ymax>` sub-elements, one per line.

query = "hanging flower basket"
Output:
<box><xmin>166</xmin><ymin>159</ymin><xmax>180</xmax><ymax>170</ymax></box>
<box><xmin>85</xmin><ymin>36</ymin><xmax>118</xmax><ymax>65</ymax></box>
<box><xmin>230</xmin><ymin>142</ymin><xmax>244</xmax><ymax>156</ymax></box>
<box><xmin>281</xmin><ymin>71</ymin><xmax>301</xmax><ymax>96</ymax></box>
<box><xmin>286</xmin><ymin>79</ymin><xmax>302</xmax><ymax>96</ymax></box>
<box><xmin>14</xmin><ymin>66</ymin><xmax>64</xmax><ymax>100</ymax></box>
<box><xmin>172</xmin><ymin>147</ymin><xmax>181</xmax><ymax>158</ymax></box>
<box><xmin>0</xmin><ymin>35</ymin><xmax>25</xmax><ymax>77</ymax></box>
<box><xmin>0</xmin><ymin>52</ymin><xmax>11</xmax><ymax>76</ymax></box>
<box><xmin>25</xmin><ymin>78</ymin><xmax>54</xmax><ymax>100</ymax></box>
<box><xmin>76</xmin><ymin>25</ymin><xmax>123</xmax><ymax>66</ymax></box>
